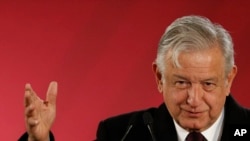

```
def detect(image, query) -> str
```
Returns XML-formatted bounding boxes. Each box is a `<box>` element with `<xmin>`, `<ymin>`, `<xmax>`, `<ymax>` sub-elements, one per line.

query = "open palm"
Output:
<box><xmin>24</xmin><ymin>82</ymin><xmax>57</xmax><ymax>141</ymax></box>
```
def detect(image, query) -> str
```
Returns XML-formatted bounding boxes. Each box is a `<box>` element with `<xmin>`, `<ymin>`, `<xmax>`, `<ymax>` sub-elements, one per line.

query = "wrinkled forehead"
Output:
<box><xmin>165</xmin><ymin>45</ymin><xmax>225</xmax><ymax>69</ymax></box>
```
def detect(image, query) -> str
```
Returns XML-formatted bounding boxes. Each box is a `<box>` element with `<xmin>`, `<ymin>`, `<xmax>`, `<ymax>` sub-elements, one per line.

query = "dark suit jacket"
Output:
<box><xmin>95</xmin><ymin>95</ymin><xmax>250</xmax><ymax>141</ymax></box>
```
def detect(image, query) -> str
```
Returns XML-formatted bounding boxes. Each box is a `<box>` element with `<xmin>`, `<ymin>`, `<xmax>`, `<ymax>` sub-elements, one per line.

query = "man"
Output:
<box><xmin>19</xmin><ymin>15</ymin><xmax>250</xmax><ymax>141</ymax></box>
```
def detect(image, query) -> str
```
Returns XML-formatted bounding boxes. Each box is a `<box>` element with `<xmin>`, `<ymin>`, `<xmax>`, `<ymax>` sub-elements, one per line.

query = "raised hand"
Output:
<box><xmin>24</xmin><ymin>81</ymin><xmax>58</xmax><ymax>141</ymax></box>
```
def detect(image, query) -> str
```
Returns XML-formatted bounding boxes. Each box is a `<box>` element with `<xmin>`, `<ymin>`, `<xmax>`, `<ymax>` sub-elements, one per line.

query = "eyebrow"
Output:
<box><xmin>172</xmin><ymin>74</ymin><xmax>188</xmax><ymax>80</ymax></box>
<box><xmin>172</xmin><ymin>74</ymin><xmax>218</xmax><ymax>82</ymax></box>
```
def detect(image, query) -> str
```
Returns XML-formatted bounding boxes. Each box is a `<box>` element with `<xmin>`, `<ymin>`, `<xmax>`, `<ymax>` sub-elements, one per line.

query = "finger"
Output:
<box><xmin>25</xmin><ymin>104</ymin><xmax>35</xmax><ymax>117</ymax></box>
<box><xmin>24</xmin><ymin>83</ymin><xmax>36</xmax><ymax>107</ymax></box>
<box><xmin>46</xmin><ymin>81</ymin><xmax>58</xmax><ymax>106</ymax></box>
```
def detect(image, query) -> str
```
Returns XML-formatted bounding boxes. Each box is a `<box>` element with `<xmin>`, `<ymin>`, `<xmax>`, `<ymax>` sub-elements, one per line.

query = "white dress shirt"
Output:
<box><xmin>173</xmin><ymin>108</ymin><xmax>225</xmax><ymax>141</ymax></box>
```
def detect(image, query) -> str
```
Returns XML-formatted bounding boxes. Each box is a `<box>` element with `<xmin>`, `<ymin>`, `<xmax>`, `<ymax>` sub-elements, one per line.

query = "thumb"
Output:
<box><xmin>46</xmin><ymin>81</ymin><xmax>58</xmax><ymax>105</ymax></box>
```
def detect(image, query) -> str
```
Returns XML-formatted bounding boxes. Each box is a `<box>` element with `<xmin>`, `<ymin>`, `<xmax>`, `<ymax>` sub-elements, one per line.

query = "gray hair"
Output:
<box><xmin>155</xmin><ymin>15</ymin><xmax>234</xmax><ymax>76</ymax></box>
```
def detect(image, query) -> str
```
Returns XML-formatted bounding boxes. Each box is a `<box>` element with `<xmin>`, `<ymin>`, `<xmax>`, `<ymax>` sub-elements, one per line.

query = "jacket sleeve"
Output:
<box><xmin>18</xmin><ymin>131</ymin><xmax>55</xmax><ymax>141</ymax></box>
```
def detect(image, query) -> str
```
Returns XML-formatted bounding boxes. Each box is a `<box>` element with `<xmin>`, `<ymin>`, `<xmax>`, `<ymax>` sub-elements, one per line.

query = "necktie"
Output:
<box><xmin>186</xmin><ymin>132</ymin><xmax>206</xmax><ymax>141</ymax></box>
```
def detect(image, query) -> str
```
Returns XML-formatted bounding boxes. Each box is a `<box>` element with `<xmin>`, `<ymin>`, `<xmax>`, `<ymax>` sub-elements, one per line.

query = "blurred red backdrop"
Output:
<box><xmin>1</xmin><ymin>0</ymin><xmax>250</xmax><ymax>140</ymax></box>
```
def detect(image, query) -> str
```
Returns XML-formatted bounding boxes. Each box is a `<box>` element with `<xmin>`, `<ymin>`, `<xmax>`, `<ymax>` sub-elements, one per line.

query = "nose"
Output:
<box><xmin>187</xmin><ymin>83</ymin><xmax>203</xmax><ymax>107</ymax></box>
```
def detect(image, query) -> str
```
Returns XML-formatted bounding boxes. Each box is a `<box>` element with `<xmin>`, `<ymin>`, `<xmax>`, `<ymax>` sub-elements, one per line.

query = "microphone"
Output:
<box><xmin>143</xmin><ymin>112</ymin><xmax>157</xmax><ymax>141</ymax></box>
<box><xmin>120</xmin><ymin>113</ymin><xmax>138</xmax><ymax>141</ymax></box>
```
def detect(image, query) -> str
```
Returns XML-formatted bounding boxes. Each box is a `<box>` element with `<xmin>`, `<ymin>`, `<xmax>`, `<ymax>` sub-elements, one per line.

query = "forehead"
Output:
<box><xmin>179</xmin><ymin>47</ymin><xmax>224</xmax><ymax>68</ymax></box>
<box><xmin>165</xmin><ymin>47</ymin><xmax>225</xmax><ymax>79</ymax></box>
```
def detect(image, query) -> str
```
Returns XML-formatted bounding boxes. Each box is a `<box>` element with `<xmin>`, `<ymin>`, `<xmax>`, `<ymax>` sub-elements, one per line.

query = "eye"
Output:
<box><xmin>203</xmin><ymin>82</ymin><xmax>216</xmax><ymax>91</ymax></box>
<box><xmin>175</xmin><ymin>81</ymin><xmax>190</xmax><ymax>89</ymax></box>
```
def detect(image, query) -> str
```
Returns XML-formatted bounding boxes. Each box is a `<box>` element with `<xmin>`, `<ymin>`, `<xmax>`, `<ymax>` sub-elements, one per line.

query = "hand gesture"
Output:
<box><xmin>24</xmin><ymin>81</ymin><xmax>58</xmax><ymax>141</ymax></box>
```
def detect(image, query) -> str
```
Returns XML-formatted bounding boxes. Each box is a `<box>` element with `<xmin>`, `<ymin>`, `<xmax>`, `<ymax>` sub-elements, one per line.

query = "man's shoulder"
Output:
<box><xmin>225</xmin><ymin>95</ymin><xmax>250</xmax><ymax>123</ymax></box>
<box><xmin>222</xmin><ymin>95</ymin><xmax>250</xmax><ymax>141</ymax></box>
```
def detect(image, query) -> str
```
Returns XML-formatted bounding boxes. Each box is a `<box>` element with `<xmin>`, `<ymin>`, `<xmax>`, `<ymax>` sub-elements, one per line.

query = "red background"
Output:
<box><xmin>1</xmin><ymin>1</ymin><xmax>250</xmax><ymax>140</ymax></box>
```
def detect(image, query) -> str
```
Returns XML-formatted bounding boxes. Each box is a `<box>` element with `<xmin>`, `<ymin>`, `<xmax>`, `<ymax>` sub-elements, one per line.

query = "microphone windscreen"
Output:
<box><xmin>143</xmin><ymin>112</ymin><xmax>154</xmax><ymax>125</ymax></box>
<box><xmin>128</xmin><ymin>112</ymin><xmax>138</xmax><ymax>125</ymax></box>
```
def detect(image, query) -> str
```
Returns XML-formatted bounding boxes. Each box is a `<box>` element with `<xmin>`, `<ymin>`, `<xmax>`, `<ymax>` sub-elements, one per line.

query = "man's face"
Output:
<box><xmin>153</xmin><ymin>46</ymin><xmax>237</xmax><ymax>132</ymax></box>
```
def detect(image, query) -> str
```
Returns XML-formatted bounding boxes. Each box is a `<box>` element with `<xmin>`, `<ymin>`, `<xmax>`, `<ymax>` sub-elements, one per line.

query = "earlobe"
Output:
<box><xmin>152</xmin><ymin>62</ymin><xmax>163</xmax><ymax>93</ymax></box>
<box><xmin>158</xmin><ymin>84</ymin><xmax>163</xmax><ymax>93</ymax></box>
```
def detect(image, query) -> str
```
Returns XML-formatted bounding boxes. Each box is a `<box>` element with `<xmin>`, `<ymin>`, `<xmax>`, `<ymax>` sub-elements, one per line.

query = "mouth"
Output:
<box><xmin>183</xmin><ymin>110</ymin><xmax>204</xmax><ymax>118</ymax></box>
<box><xmin>187</xmin><ymin>111</ymin><xmax>203</xmax><ymax>117</ymax></box>
<box><xmin>180</xmin><ymin>105</ymin><xmax>207</xmax><ymax>118</ymax></box>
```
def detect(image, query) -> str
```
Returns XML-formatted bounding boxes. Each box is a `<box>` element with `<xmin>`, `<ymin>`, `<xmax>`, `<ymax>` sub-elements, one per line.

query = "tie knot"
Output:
<box><xmin>186</xmin><ymin>132</ymin><xmax>206</xmax><ymax>141</ymax></box>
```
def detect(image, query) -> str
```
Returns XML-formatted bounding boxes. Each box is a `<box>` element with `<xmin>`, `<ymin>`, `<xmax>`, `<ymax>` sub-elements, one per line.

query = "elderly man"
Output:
<box><xmin>19</xmin><ymin>15</ymin><xmax>250</xmax><ymax>141</ymax></box>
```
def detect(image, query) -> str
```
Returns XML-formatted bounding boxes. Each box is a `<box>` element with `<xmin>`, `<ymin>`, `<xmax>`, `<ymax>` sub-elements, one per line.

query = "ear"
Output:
<box><xmin>152</xmin><ymin>62</ymin><xmax>163</xmax><ymax>93</ymax></box>
<box><xmin>225</xmin><ymin>65</ymin><xmax>237</xmax><ymax>95</ymax></box>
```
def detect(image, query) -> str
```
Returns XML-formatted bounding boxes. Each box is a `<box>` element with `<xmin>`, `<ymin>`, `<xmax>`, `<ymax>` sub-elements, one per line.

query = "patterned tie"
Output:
<box><xmin>185</xmin><ymin>132</ymin><xmax>206</xmax><ymax>141</ymax></box>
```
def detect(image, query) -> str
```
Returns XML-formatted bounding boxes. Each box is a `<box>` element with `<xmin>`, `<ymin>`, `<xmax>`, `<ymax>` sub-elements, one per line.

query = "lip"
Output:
<box><xmin>187</xmin><ymin>111</ymin><xmax>202</xmax><ymax>117</ymax></box>
<box><xmin>181</xmin><ymin>106</ymin><xmax>207</xmax><ymax>118</ymax></box>
<box><xmin>183</xmin><ymin>110</ymin><xmax>204</xmax><ymax>118</ymax></box>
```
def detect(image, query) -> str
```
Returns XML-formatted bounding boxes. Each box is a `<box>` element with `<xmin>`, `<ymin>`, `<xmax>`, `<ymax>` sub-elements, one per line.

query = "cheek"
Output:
<box><xmin>162</xmin><ymin>86</ymin><xmax>187</xmax><ymax>109</ymax></box>
<box><xmin>203</xmin><ymin>91</ymin><xmax>227</xmax><ymax>115</ymax></box>
<box><xmin>162</xmin><ymin>88</ymin><xmax>188</xmax><ymax>121</ymax></box>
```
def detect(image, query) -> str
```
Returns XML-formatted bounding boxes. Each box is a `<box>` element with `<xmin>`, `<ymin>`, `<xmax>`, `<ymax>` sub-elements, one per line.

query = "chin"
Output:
<box><xmin>180</xmin><ymin>120</ymin><xmax>207</xmax><ymax>131</ymax></box>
